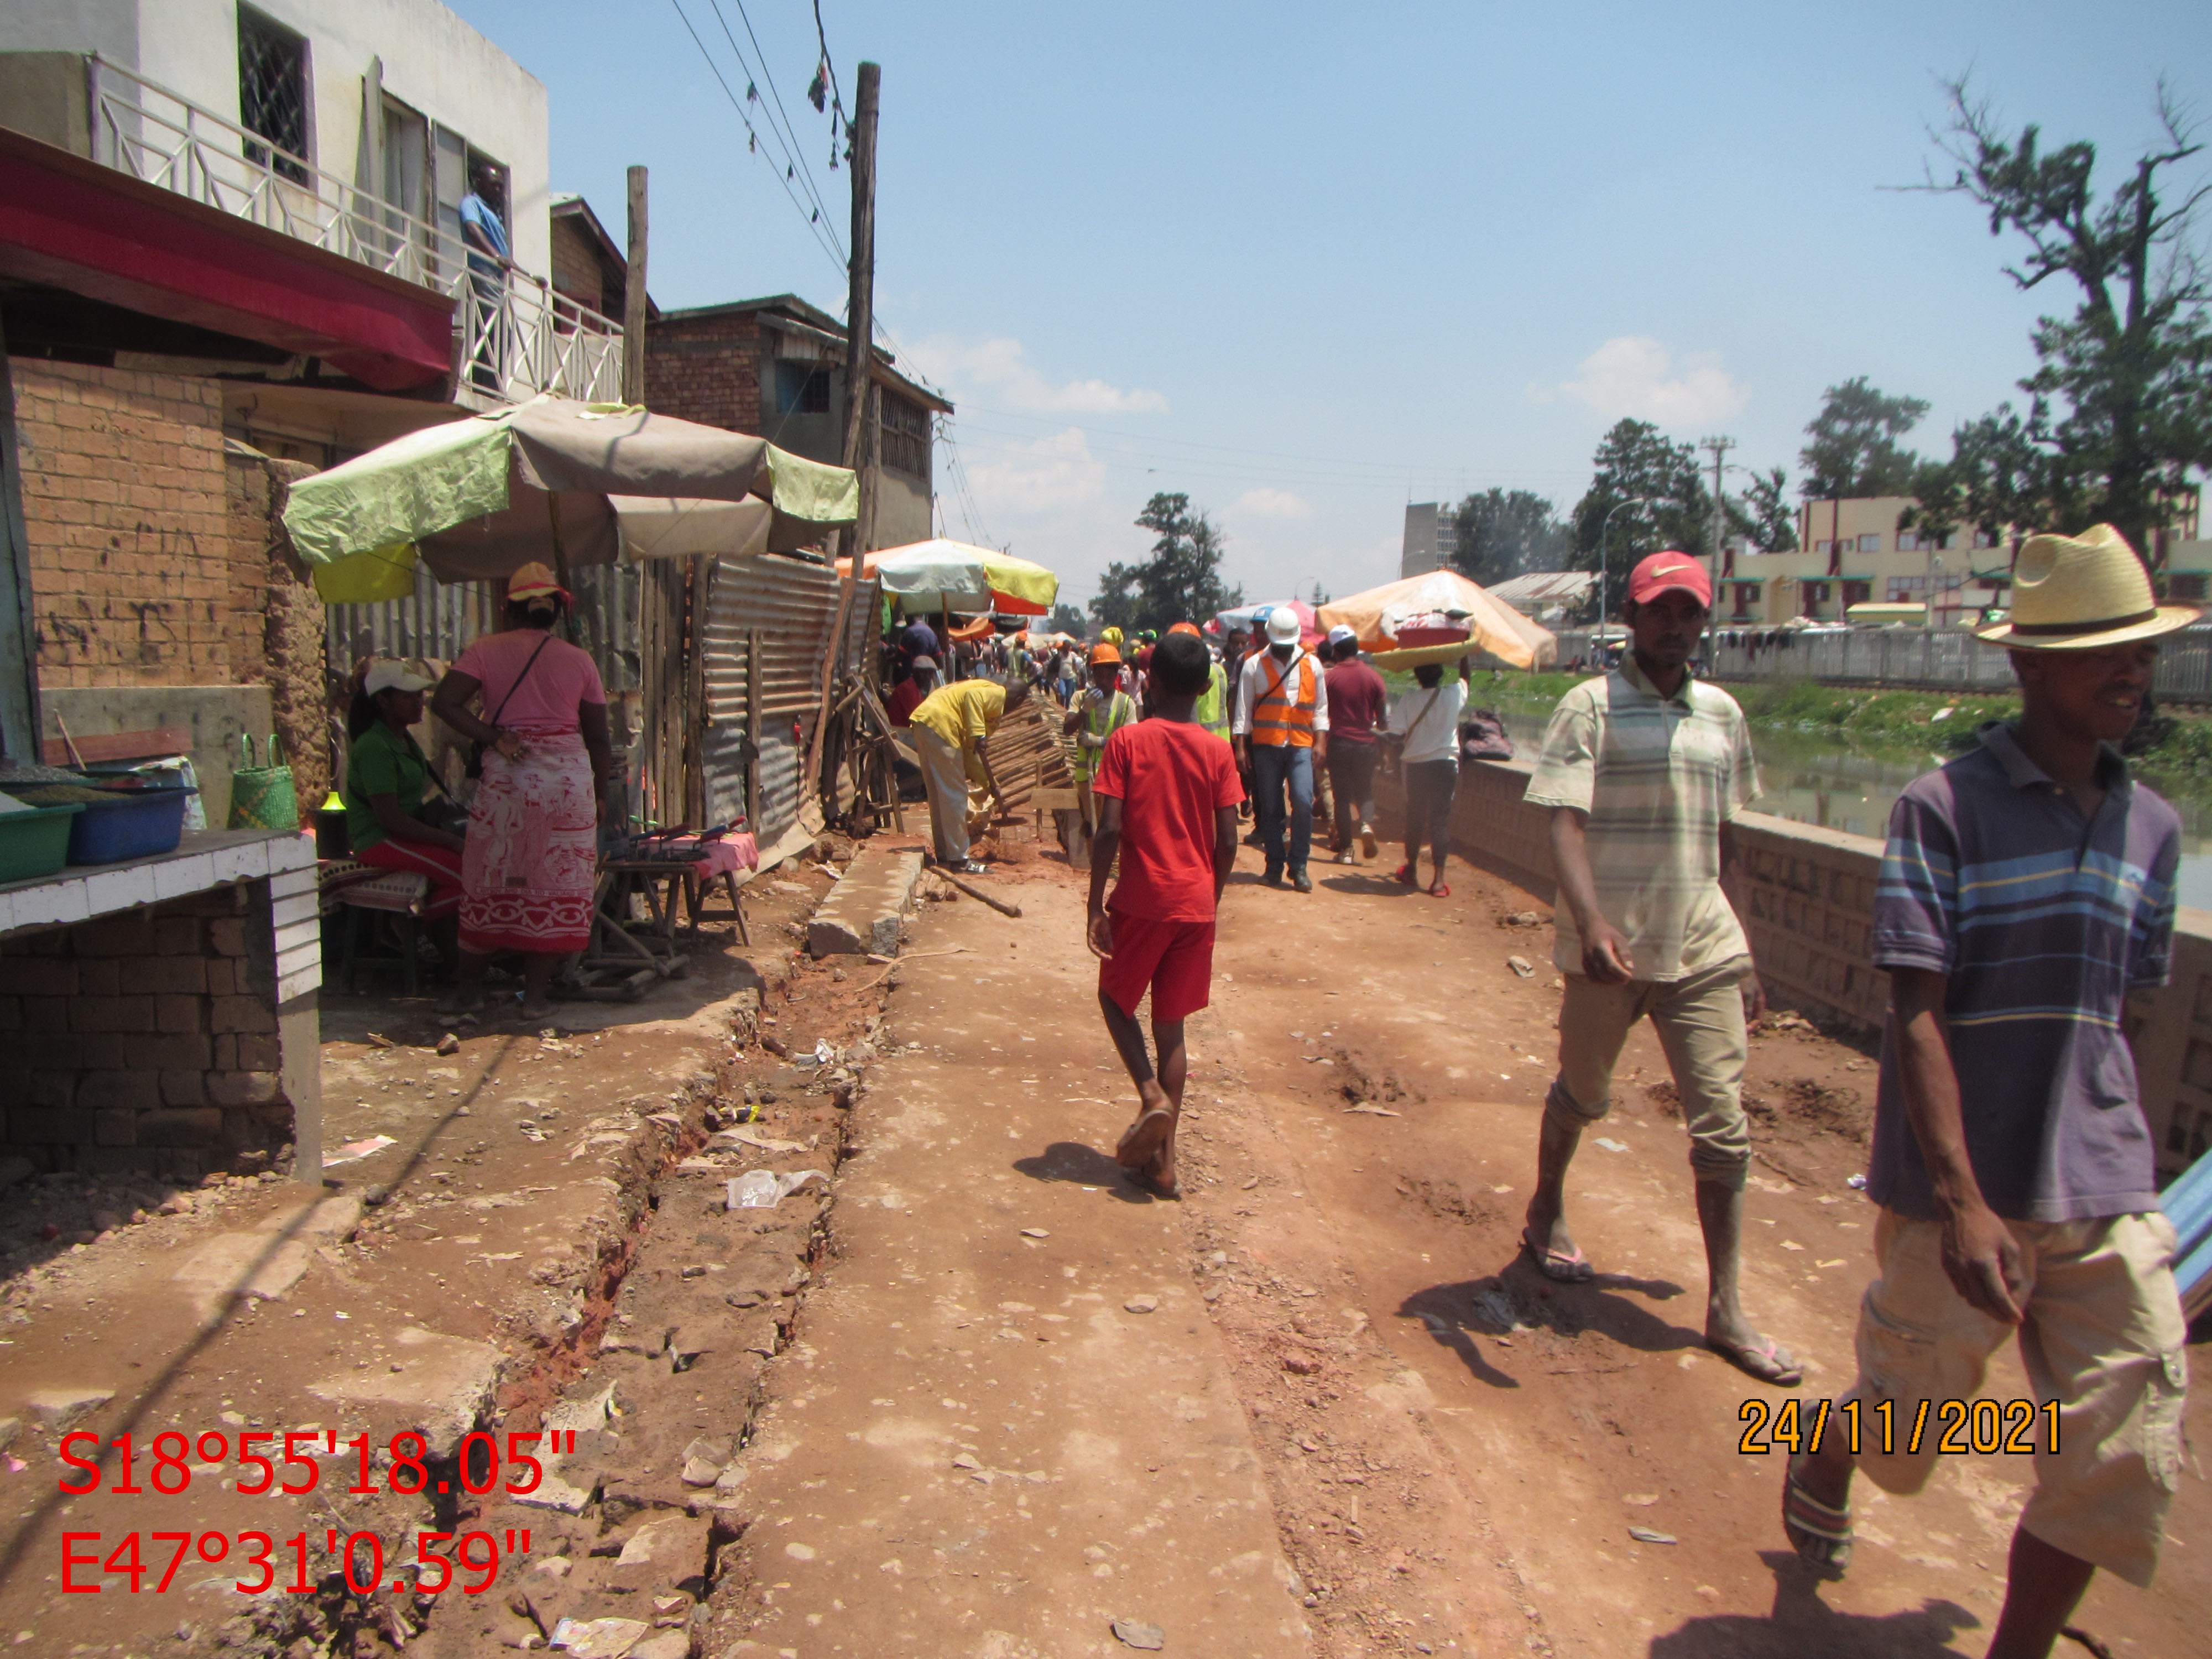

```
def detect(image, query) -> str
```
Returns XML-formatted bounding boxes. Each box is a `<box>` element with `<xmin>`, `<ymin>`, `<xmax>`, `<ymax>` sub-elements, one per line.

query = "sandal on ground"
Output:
<box><xmin>1115</xmin><ymin>1108</ymin><xmax>1175</xmax><ymax>1171</ymax></box>
<box><xmin>1709</xmin><ymin>1333</ymin><xmax>1805</xmax><ymax>1387</ymax></box>
<box><xmin>1782</xmin><ymin>1454</ymin><xmax>1853</xmax><ymax>1576</ymax></box>
<box><xmin>1428</xmin><ymin>881</ymin><xmax>1451</xmax><ymax>898</ymax></box>
<box><xmin>1520</xmin><ymin>1227</ymin><xmax>1594</xmax><ymax>1283</ymax></box>
<box><xmin>1361</xmin><ymin>828</ymin><xmax>1379</xmax><ymax>859</ymax></box>
<box><xmin>1391</xmin><ymin>863</ymin><xmax>1417</xmax><ymax>885</ymax></box>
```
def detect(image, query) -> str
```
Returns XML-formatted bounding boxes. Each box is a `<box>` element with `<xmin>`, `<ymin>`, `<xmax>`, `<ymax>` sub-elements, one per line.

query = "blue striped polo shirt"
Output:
<box><xmin>1868</xmin><ymin>723</ymin><xmax>2180</xmax><ymax>1223</ymax></box>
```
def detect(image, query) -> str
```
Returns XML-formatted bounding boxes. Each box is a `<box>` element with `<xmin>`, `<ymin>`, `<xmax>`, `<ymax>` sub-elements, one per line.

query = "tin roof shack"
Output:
<box><xmin>646</xmin><ymin>293</ymin><xmax>950</xmax><ymax>550</ymax></box>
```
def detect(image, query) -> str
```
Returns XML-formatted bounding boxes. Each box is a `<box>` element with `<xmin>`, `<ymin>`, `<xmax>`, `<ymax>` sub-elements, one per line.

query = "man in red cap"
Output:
<box><xmin>1519</xmin><ymin>550</ymin><xmax>1797</xmax><ymax>1384</ymax></box>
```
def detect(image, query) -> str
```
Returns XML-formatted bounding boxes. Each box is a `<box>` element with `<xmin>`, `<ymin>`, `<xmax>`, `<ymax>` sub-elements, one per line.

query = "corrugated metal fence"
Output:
<box><xmin>1548</xmin><ymin>624</ymin><xmax>2212</xmax><ymax>701</ymax></box>
<box><xmin>327</xmin><ymin>555</ymin><xmax>880</xmax><ymax>843</ymax></box>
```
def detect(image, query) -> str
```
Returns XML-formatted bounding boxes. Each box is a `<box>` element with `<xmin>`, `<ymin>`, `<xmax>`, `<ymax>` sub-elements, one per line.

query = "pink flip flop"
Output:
<box><xmin>1521</xmin><ymin>1228</ymin><xmax>1594</xmax><ymax>1283</ymax></box>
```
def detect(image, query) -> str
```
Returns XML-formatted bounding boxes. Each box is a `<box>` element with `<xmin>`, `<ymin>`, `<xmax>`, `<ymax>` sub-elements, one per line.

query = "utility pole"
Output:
<box><xmin>840</xmin><ymin>62</ymin><xmax>881</xmax><ymax>551</ymax></box>
<box><xmin>1699</xmin><ymin>435</ymin><xmax>1734</xmax><ymax>657</ymax></box>
<box><xmin>623</xmin><ymin>165</ymin><xmax>649</xmax><ymax>406</ymax></box>
<box><xmin>811</xmin><ymin>61</ymin><xmax>880</xmax><ymax>816</ymax></box>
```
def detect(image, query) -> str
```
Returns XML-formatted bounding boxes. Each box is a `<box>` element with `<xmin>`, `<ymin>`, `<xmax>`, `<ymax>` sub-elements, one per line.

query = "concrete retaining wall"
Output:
<box><xmin>1433</xmin><ymin>757</ymin><xmax>2212</xmax><ymax>1183</ymax></box>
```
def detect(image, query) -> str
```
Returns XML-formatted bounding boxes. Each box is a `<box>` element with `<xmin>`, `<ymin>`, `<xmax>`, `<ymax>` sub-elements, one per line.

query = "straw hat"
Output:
<box><xmin>1973</xmin><ymin>523</ymin><xmax>2199</xmax><ymax>649</ymax></box>
<box><xmin>508</xmin><ymin>560</ymin><xmax>572</xmax><ymax>603</ymax></box>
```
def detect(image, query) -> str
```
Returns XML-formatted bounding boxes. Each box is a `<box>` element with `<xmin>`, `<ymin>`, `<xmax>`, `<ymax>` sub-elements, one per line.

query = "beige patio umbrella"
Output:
<box><xmin>1316</xmin><ymin>569</ymin><xmax>1555</xmax><ymax>669</ymax></box>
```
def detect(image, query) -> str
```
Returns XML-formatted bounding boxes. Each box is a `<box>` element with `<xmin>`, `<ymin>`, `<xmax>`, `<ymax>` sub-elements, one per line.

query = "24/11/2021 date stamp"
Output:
<box><xmin>58</xmin><ymin>1428</ymin><xmax>583</xmax><ymax>1498</ymax></box>
<box><xmin>1739</xmin><ymin>1397</ymin><xmax>2058</xmax><ymax>1457</ymax></box>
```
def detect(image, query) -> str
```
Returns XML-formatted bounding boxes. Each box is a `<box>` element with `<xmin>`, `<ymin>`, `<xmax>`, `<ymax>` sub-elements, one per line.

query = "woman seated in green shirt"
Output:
<box><xmin>344</xmin><ymin>661</ymin><xmax>466</xmax><ymax>921</ymax></box>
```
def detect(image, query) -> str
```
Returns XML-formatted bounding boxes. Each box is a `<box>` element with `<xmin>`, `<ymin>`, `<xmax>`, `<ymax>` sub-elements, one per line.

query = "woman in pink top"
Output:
<box><xmin>431</xmin><ymin>561</ymin><xmax>614</xmax><ymax>1019</ymax></box>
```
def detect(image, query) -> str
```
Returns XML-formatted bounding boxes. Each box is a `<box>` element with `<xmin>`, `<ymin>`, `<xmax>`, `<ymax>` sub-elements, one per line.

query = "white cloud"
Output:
<box><xmin>1542</xmin><ymin>336</ymin><xmax>1749</xmax><ymax>427</ymax></box>
<box><xmin>906</xmin><ymin>335</ymin><xmax>1168</xmax><ymax>415</ymax></box>
<box><xmin>960</xmin><ymin>426</ymin><xmax>1107</xmax><ymax>514</ymax></box>
<box><xmin>1230</xmin><ymin>487</ymin><xmax>1313</xmax><ymax>520</ymax></box>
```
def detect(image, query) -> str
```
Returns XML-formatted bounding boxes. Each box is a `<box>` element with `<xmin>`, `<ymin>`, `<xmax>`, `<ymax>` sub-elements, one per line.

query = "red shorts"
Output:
<box><xmin>1098</xmin><ymin>913</ymin><xmax>1215</xmax><ymax>1024</ymax></box>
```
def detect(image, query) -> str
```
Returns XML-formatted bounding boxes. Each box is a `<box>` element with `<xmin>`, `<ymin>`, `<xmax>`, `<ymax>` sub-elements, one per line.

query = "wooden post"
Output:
<box><xmin>746</xmin><ymin>627</ymin><xmax>763</xmax><ymax>833</ymax></box>
<box><xmin>623</xmin><ymin>165</ymin><xmax>649</xmax><ymax>406</ymax></box>
<box><xmin>806</xmin><ymin>60</ymin><xmax>880</xmax><ymax>806</ymax></box>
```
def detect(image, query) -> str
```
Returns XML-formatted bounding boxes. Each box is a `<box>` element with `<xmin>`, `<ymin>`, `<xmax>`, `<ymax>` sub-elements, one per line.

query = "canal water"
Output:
<box><xmin>1484</xmin><ymin>705</ymin><xmax>2212</xmax><ymax>912</ymax></box>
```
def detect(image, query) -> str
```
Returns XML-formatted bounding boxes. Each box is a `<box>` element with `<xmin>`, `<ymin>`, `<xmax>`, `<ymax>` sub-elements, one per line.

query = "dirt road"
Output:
<box><xmin>713</xmin><ymin>834</ymin><xmax>2209</xmax><ymax>1658</ymax></box>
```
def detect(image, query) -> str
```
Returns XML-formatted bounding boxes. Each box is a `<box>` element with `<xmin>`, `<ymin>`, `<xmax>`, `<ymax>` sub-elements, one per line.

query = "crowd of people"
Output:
<box><xmin>336</xmin><ymin>529</ymin><xmax>2191</xmax><ymax>1657</ymax></box>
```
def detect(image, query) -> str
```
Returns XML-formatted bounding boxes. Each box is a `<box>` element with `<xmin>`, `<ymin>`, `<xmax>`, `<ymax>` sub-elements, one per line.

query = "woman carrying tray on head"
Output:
<box><xmin>431</xmin><ymin>562</ymin><xmax>615</xmax><ymax>1021</ymax></box>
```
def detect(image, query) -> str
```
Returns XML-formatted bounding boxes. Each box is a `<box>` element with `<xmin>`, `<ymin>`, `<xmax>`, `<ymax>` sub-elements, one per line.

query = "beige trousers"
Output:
<box><xmin>913</xmin><ymin>727</ymin><xmax>980</xmax><ymax>864</ymax></box>
<box><xmin>1845</xmin><ymin>1207</ymin><xmax>2188</xmax><ymax>1587</ymax></box>
<box><xmin>1545</xmin><ymin>954</ymin><xmax>1753</xmax><ymax>1189</ymax></box>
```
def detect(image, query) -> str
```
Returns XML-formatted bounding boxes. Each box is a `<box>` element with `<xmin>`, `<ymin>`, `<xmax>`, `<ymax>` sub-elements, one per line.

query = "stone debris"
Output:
<box><xmin>1123</xmin><ymin>1295</ymin><xmax>1158</xmax><ymax>1314</ymax></box>
<box><xmin>1112</xmin><ymin>1618</ymin><xmax>1167</xmax><ymax>1650</ymax></box>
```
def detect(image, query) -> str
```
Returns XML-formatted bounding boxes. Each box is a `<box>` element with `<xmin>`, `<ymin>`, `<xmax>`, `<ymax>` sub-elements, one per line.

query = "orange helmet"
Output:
<box><xmin>1167</xmin><ymin>621</ymin><xmax>1201</xmax><ymax>637</ymax></box>
<box><xmin>1089</xmin><ymin>643</ymin><xmax>1121</xmax><ymax>665</ymax></box>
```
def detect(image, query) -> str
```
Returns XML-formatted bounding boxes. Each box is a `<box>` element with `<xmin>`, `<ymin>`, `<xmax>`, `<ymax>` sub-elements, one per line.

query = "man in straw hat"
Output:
<box><xmin>1782</xmin><ymin>524</ymin><xmax>2194</xmax><ymax>1653</ymax></box>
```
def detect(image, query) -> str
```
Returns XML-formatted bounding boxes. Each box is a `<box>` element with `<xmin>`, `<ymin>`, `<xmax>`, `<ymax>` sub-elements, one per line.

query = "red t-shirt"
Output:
<box><xmin>1092</xmin><ymin>718</ymin><xmax>1245</xmax><ymax>921</ymax></box>
<box><xmin>885</xmin><ymin>678</ymin><xmax>926</xmax><ymax>727</ymax></box>
<box><xmin>1323</xmin><ymin>659</ymin><xmax>1387</xmax><ymax>743</ymax></box>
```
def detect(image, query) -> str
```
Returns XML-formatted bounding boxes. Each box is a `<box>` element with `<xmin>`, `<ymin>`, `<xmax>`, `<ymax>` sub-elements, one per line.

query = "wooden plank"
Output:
<box><xmin>40</xmin><ymin>726</ymin><xmax>190</xmax><ymax>765</ymax></box>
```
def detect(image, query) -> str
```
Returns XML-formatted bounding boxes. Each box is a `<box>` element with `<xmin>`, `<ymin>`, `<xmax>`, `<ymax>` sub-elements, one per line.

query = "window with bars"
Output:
<box><xmin>879</xmin><ymin>391</ymin><xmax>930</xmax><ymax>480</ymax></box>
<box><xmin>237</xmin><ymin>6</ymin><xmax>309</xmax><ymax>185</ymax></box>
<box><xmin>775</xmin><ymin>362</ymin><xmax>832</xmax><ymax>415</ymax></box>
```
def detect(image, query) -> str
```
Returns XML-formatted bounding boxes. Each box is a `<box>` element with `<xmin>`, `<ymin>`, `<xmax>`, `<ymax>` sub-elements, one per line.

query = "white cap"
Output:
<box><xmin>1325</xmin><ymin>624</ymin><xmax>1356</xmax><ymax>646</ymax></box>
<box><xmin>364</xmin><ymin>660</ymin><xmax>435</xmax><ymax>697</ymax></box>
<box><xmin>1265</xmin><ymin>608</ymin><xmax>1301</xmax><ymax>644</ymax></box>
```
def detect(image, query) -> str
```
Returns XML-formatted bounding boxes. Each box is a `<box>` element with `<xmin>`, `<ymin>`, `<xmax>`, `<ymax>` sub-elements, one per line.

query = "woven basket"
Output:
<box><xmin>227</xmin><ymin>733</ymin><xmax>299</xmax><ymax>831</ymax></box>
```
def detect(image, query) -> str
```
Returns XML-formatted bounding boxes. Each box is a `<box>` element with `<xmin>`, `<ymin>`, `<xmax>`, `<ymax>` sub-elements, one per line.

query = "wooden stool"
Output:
<box><xmin>335</xmin><ymin>871</ymin><xmax>431</xmax><ymax>995</ymax></box>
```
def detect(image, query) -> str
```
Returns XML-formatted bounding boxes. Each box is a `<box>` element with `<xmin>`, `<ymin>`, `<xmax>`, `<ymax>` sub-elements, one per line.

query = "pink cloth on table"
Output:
<box><xmin>452</xmin><ymin>628</ymin><xmax>607</xmax><ymax>738</ymax></box>
<box><xmin>665</xmin><ymin>832</ymin><xmax>757</xmax><ymax>877</ymax></box>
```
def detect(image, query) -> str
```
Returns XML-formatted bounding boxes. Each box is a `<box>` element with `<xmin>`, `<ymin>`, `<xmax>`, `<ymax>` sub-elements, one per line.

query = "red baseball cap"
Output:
<box><xmin>1626</xmin><ymin>551</ymin><xmax>1712</xmax><ymax>607</ymax></box>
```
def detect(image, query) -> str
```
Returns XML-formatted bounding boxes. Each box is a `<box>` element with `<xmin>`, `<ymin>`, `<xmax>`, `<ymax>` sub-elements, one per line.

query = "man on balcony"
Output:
<box><xmin>460</xmin><ymin>163</ymin><xmax>510</xmax><ymax>393</ymax></box>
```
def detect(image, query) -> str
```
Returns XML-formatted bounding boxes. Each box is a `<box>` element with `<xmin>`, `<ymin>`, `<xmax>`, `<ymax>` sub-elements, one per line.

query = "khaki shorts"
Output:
<box><xmin>1845</xmin><ymin>1207</ymin><xmax>2189</xmax><ymax>1587</ymax></box>
<box><xmin>1545</xmin><ymin>956</ymin><xmax>1752</xmax><ymax>1189</ymax></box>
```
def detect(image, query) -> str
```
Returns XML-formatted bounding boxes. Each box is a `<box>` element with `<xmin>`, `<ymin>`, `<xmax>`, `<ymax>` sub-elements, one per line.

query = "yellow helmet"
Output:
<box><xmin>1099</xmin><ymin>626</ymin><xmax>1125</xmax><ymax>646</ymax></box>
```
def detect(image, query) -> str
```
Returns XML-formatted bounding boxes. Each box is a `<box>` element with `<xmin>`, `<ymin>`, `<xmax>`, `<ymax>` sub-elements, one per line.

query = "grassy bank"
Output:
<box><xmin>1468</xmin><ymin>667</ymin><xmax>2212</xmax><ymax>787</ymax></box>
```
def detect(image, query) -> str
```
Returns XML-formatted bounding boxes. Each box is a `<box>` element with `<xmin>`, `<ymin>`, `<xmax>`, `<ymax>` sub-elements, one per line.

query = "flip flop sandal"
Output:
<box><xmin>1361</xmin><ymin>828</ymin><xmax>1380</xmax><ymax>858</ymax></box>
<box><xmin>1428</xmin><ymin>882</ymin><xmax>1451</xmax><ymax>898</ymax></box>
<box><xmin>1709</xmin><ymin>1334</ymin><xmax>1805</xmax><ymax>1387</ymax></box>
<box><xmin>1782</xmin><ymin>1454</ymin><xmax>1853</xmax><ymax>1576</ymax></box>
<box><xmin>1392</xmin><ymin>863</ymin><xmax>1417</xmax><ymax>885</ymax></box>
<box><xmin>1136</xmin><ymin>1146</ymin><xmax>1182</xmax><ymax>1200</ymax></box>
<box><xmin>1520</xmin><ymin>1227</ymin><xmax>1594</xmax><ymax>1282</ymax></box>
<box><xmin>1115</xmin><ymin>1108</ymin><xmax>1174</xmax><ymax>1171</ymax></box>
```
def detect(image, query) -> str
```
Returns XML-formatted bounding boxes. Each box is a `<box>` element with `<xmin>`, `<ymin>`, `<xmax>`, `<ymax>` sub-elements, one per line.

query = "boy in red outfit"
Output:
<box><xmin>1088</xmin><ymin>632</ymin><xmax>1244</xmax><ymax>1197</ymax></box>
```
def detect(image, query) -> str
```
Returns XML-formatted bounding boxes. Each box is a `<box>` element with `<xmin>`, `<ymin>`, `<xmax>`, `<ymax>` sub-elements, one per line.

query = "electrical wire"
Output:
<box><xmin>667</xmin><ymin>0</ymin><xmax>846</xmax><ymax>276</ymax></box>
<box><xmin>709</xmin><ymin>0</ymin><xmax>845</xmax><ymax>260</ymax></box>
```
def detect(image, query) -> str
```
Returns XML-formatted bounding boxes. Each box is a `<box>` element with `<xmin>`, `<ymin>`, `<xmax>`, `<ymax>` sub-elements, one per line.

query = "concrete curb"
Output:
<box><xmin>805</xmin><ymin>846</ymin><xmax>924</xmax><ymax>958</ymax></box>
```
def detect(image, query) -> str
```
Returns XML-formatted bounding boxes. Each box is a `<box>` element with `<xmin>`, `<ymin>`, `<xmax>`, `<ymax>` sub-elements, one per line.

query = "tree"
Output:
<box><xmin>1448</xmin><ymin>488</ymin><xmax>1572</xmax><ymax>585</ymax></box>
<box><xmin>1741</xmin><ymin>466</ymin><xmax>1800</xmax><ymax>551</ymax></box>
<box><xmin>1912</xmin><ymin>80</ymin><xmax>2212</xmax><ymax>553</ymax></box>
<box><xmin>1087</xmin><ymin>493</ymin><xmax>1244</xmax><ymax>634</ymax></box>
<box><xmin>1047</xmin><ymin>602</ymin><xmax>1086</xmax><ymax>636</ymax></box>
<box><xmin>1798</xmin><ymin>378</ymin><xmax>1930</xmax><ymax>500</ymax></box>
<box><xmin>1568</xmin><ymin>418</ymin><xmax>1713</xmax><ymax>607</ymax></box>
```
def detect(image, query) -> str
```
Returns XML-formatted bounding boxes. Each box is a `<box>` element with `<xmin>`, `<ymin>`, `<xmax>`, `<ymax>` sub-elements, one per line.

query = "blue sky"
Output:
<box><xmin>450</xmin><ymin>0</ymin><xmax>2210</xmax><ymax>610</ymax></box>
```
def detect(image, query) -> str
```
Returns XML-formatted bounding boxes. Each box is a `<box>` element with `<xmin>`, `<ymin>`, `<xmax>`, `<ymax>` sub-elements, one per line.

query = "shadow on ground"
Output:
<box><xmin>1013</xmin><ymin>1140</ymin><xmax>1159</xmax><ymax>1204</ymax></box>
<box><xmin>1396</xmin><ymin>1260</ymin><xmax>1697</xmax><ymax>1389</ymax></box>
<box><xmin>1646</xmin><ymin>1553</ymin><xmax>1981</xmax><ymax>1656</ymax></box>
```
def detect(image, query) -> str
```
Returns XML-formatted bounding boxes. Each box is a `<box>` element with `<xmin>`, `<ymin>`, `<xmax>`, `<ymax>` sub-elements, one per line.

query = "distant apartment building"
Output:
<box><xmin>1401</xmin><ymin>502</ymin><xmax>1457</xmax><ymax>578</ymax></box>
<box><xmin>1721</xmin><ymin>494</ymin><xmax>2211</xmax><ymax>625</ymax></box>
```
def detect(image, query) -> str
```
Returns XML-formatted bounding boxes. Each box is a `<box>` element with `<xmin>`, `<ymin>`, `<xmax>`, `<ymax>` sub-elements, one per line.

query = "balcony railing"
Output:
<box><xmin>83</xmin><ymin>55</ymin><xmax>620</xmax><ymax>406</ymax></box>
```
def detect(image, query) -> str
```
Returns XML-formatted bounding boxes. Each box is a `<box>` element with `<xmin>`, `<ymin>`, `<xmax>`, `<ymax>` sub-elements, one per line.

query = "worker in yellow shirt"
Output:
<box><xmin>910</xmin><ymin>676</ymin><xmax>1031</xmax><ymax>872</ymax></box>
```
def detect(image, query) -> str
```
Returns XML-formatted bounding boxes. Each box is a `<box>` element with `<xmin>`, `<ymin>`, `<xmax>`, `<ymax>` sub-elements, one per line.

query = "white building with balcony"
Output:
<box><xmin>0</xmin><ymin>0</ymin><xmax>619</xmax><ymax>441</ymax></box>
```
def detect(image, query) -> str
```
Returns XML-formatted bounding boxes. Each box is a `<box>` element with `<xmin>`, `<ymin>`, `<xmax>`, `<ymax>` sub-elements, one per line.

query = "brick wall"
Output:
<box><xmin>226</xmin><ymin>452</ymin><xmax>331</xmax><ymax>805</ymax></box>
<box><xmin>1</xmin><ymin>881</ymin><xmax>291</xmax><ymax>1182</ymax></box>
<box><xmin>550</xmin><ymin>216</ymin><xmax>607</xmax><ymax>316</ymax></box>
<box><xmin>8</xmin><ymin>359</ymin><xmax>232</xmax><ymax>687</ymax></box>
<box><xmin>646</xmin><ymin>312</ymin><xmax>763</xmax><ymax>436</ymax></box>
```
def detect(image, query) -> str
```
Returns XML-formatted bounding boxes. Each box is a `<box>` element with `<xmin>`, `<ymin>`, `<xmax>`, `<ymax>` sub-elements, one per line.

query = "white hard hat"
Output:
<box><xmin>1265</xmin><ymin>608</ymin><xmax>1301</xmax><ymax>645</ymax></box>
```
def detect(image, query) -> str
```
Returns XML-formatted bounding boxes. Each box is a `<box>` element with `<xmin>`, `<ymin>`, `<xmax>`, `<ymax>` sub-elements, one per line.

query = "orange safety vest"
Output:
<box><xmin>1249</xmin><ymin>651</ymin><xmax>1318</xmax><ymax>748</ymax></box>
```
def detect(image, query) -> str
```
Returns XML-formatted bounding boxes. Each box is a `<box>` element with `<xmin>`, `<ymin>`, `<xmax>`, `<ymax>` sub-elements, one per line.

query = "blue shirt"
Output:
<box><xmin>459</xmin><ymin>192</ymin><xmax>509</xmax><ymax>277</ymax></box>
<box><xmin>1869</xmin><ymin>723</ymin><xmax>2179</xmax><ymax>1223</ymax></box>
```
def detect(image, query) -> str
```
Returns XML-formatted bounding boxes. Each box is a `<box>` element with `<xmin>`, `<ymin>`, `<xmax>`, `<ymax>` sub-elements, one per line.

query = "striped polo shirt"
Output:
<box><xmin>1869</xmin><ymin>723</ymin><xmax>2180</xmax><ymax>1223</ymax></box>
<box><xmin>1524</xmin><ymin>656</ymin><xmax>1760</xmax><ymax>982</ymax></box>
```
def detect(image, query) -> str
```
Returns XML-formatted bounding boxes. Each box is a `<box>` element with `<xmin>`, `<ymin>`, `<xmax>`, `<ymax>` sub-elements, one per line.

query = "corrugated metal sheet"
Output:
<box><xmin>700</xmin><ymin>552</ymin><xmax>843</xmax><ymax>844</ymax></box>
<box><xmin>323</xmin><ymin>561</ymin><xmax>640</xmax><ymax>693</ymax></box>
